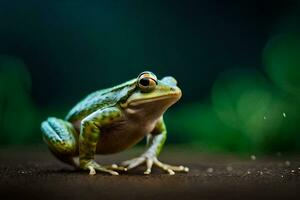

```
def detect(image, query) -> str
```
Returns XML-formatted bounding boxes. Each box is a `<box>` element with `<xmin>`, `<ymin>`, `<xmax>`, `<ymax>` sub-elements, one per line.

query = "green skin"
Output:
<box><xmin>41</xmin><ymin>71</ymin><xmax>189</xmax><ymax>175</ymax></box>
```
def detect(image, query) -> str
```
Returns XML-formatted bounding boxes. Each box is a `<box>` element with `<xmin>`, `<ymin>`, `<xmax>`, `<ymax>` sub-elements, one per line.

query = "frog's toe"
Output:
<box><xmin>88</xmin><ymin>166</ymin><xmax>119</xmax><ymax>176</ymax></box>
<box><xmin>144</xmin><ymin>159</ymin><xmax>154</xmax><ymax>175</ymax></box>
<box><xmin>88</xmin><ymin>166</ymin><xmax>96</xmax><ymax>176</ymax></box>
<box><xmin>83</xmin><ymin>161</ymin><xmax>119</xmax><ymax>176</ymax></box>
<box><xmin>105</xmin><ymin>164</ymin><xmax>128</xmax><ymax>171</ymax></box>
<box><xmin>121</xmin><ymin>156</ymin><xmax>155</xmax><ymax>174</ymax></box>
<box><xmin>153</xmin><ymin>157</ymin><xmax>189</xmax><ymax>174</ymax></box>
<box><xmin>127</xmin><ymin>157</ymin><xmax>145</xmax><ymax>169</ymax></box>
<box><xmin>93</xmin><ymin>165</ymin><xmax>119</xmax><ymax>176</ymax></box>
<box><xmin>121</xmin><ymin>157</ymin><xmax>146</xmax><ymax>170</ymax></box>
<box><xmin>108</xmin><ymin>170</ymin><xmax>119</xmax><ymax>176</ymax></box>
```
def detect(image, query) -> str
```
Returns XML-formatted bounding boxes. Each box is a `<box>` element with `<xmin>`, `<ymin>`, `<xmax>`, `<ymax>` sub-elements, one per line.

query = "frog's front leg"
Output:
<box><xmin>79</xmin><ymin>107</ymin><xmax>124</xmax><ymax>176</ymax></box>
<box><xmin>121</xmin><ymin>118</ymin><xmax>189</xmax><ymax>175</ymax></box>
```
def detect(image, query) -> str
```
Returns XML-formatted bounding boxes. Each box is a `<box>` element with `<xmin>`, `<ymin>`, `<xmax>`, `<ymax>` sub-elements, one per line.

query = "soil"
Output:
<box><xmin>0</xmin><ymin>146</ymin><xmax>300</xmax><ymax>200</ymax></box>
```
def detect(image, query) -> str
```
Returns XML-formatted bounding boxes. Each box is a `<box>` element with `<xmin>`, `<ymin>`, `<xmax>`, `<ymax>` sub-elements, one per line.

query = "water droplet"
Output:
<box><xmin>283</xmin><ymin>112</ymin><xmax>286</xmax><ymax>118</ymax></box>
<box><xmin>251</xmin><ymin>155</ymin><xmax>256</xmax><ymax>160</ymax></box>
<box><xmin>263</xmin><ymin>116</ymin><xmax>267</xmax><ymax>120</ymax></box>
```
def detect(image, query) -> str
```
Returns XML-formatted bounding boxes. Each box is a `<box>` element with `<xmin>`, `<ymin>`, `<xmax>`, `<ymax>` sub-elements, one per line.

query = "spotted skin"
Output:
<box><xmin>66</xmin><ymin>79</ymin><xmax>136</xmax><ymax>122</ymax></box>
<box><xmin>41</xmin><ymin>117</ymin><xmax>78</xmax><ymax>165</ymax></box>
<box><xmin>79</xmin><ymin>107</ymin><xmax>121</xmax><ymax>169</ymax></box>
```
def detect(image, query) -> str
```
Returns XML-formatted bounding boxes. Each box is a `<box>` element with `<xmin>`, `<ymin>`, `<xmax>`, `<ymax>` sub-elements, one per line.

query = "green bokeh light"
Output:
<box><xmin>212</xmin><ymin>68</ymin><xmax>286</xmax><ymax>151</ymax></box>
<box><xmin>263</xmin><ymin>33</ymin><xmax>300</xmax><ymax>99</ymax></box>
<box><xmin>0</xmin><ymin>55</ymin><xmax>39</xmax><ymax>144</ymax></box>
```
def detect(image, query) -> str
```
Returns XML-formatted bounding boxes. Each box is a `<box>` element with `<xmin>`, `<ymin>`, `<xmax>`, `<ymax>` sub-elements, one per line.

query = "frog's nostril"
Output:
<box><xmin>170</xmin><ymin>87</ymin><xmax>175</xmax><ymax>91</ymax></box>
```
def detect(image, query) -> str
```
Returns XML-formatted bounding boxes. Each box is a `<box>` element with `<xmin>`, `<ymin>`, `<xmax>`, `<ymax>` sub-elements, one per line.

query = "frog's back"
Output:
<box><xmin>65</xmin><ymin>79</ymin><xmax>136</xmax><ymax>122</ymax></box>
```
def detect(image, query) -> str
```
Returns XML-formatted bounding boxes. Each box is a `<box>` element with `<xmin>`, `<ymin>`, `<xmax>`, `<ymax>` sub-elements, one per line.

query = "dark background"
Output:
<box><xmin>0</xmin><ymin>0</ymin><xmax>300</xmax><ymax>153</ymax></box>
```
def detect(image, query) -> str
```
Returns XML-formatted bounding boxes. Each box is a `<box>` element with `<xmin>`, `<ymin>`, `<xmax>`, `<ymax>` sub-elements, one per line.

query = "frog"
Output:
<box><xmin>41</xmin><ymin>71</ymin><xmax>189</xmax><ymax>175</ymax></box>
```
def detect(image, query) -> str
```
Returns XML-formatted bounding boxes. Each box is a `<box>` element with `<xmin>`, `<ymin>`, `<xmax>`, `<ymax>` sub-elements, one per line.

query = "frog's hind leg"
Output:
<box><xmin>41</xmin><ymin>117</ymin><xmax>78</xmax><ymax>167</ymax></box>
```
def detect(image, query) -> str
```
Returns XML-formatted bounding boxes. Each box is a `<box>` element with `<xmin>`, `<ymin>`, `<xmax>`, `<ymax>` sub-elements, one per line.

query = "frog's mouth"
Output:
<box><xmin>127</xmin><ymin>90</ymin><xmax>182</xmax><ymax>107</ymax></box>
<box><xmin>128</xmin><ymin>94</ymin><xmax>177</xmax><ymax>106</ymax></box>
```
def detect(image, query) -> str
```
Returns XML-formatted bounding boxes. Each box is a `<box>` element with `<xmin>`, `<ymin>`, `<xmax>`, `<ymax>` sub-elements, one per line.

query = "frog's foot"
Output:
<box><xmin>121</xmin><ymin>156</ymin><xmax>189</xmax><ymax>175</ymax></box>
<box><xmin>81</xmin><ymin>160</ymin><xmax>119</xmax><ymax>176</ymax></box>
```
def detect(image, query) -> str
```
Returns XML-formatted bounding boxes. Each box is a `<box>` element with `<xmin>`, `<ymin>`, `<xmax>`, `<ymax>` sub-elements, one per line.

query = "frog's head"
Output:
<box><xmin>122</xmin><ymin>71</ymin><xmax>182</xmax><ymax>119</ymax></box>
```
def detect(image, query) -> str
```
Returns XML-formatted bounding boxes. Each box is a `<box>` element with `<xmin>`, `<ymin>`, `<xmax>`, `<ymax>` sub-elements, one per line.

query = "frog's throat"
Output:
<box><xmin>123</xmin><ymin>94</ymin><xmax>180</xmax><ymax>121</ymax></box>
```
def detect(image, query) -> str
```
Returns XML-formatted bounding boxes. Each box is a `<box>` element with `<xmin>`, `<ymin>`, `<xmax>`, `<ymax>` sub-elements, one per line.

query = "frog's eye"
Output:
<box><xmin>137</xmin><ymin>71</ymin><xmax>157</xmax><ymax>92</ymax></box>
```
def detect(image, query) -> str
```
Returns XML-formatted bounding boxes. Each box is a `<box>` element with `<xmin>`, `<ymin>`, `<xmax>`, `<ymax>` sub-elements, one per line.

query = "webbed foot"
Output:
<box><xmin>121</xmin><ymin>156</ymin><xmax>189</xmax><ymax>175</ymax></box>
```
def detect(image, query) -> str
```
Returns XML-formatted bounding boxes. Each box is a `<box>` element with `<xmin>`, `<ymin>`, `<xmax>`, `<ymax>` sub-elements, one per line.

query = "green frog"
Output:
<box><xmin>41</xmin><ymin>71</ymin><xmax>188</xmax><ymax>175</ymax></box>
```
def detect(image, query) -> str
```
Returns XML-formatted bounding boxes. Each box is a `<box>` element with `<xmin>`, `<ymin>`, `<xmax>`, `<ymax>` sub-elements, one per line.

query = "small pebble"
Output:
<box><xmin>285</xmin><ymin>161</ymin><xmax>291</xmax><ymax>166</ymax></box>
<box><xmin>281</xmin><ymin>175</ymin><xmax>284</xmax><ymax>178</ymax></box>
<box><xmin>247</xmin><ymin>171</ymin><xmax>251</xmax><ymax>175</ymax></box>
<box><xmin>251</xmin><ymin>155</ymin><xmax>256</xmax><ymax>160</ymax></box>
<box><xmin>259</xmin><ymin>171</ymin><xmax>263</xmax><ymax>175</ymax></box>
<box><xmin>226</xmin><ymin>166</ymin><xmax>233</xmax><ymax>172</ymax></box>
<box><xmin>207</xmin><ymin>168</ymin><xmax>214</xmax><ymax>173</ymax></box>
<box><xmin>291</xmin><ymin>170</ymin><xmax>295</xmax><ymax>173</ymax></box>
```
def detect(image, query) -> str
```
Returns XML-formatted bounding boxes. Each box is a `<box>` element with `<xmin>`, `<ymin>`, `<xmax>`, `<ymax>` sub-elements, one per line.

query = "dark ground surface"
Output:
<box><xmin>0</xmin><ymin>146</ymin><xmax>300</xmax><ymax>200</ymax></box>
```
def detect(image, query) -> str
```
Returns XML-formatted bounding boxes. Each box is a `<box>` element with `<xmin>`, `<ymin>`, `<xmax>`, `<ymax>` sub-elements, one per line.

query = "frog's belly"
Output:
<box><xmin>95</xmin><ymin>119</ymin><xmax>155</xmax><ymax>154</ymax></box>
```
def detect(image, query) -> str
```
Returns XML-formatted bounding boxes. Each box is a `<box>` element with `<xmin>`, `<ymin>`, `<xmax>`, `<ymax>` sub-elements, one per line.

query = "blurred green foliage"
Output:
<box><xmin>168</xmin><ymin>64</ymin><xmax>300</xmax><ymax>153</ymax></box>
<box><xmin>263</xmin><ymin>34</ymin><xmax>300</xmax><ymax>99</ymax></box>
<box><xmin>167</xmin><ymin>33</ymin><xmax>300</xmax><ymax>153</ymax></box>
<box><xmin>0</xmin><ymin>56</ymin><xmax>39</xmax><ymax>144</ymax></box>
